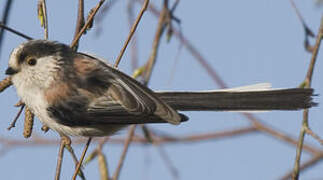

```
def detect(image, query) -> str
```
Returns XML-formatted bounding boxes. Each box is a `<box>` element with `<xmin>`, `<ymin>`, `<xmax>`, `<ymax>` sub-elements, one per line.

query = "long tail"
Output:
<box><xmin>156</xmin><ymin>88</ymin><xmax>316</xmax><ymax>111</ymax></box>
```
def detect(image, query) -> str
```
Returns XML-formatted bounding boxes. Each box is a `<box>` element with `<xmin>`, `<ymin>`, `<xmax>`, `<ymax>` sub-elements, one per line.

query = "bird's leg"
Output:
<box><xmin>55</xmin><ymin>135</ymin><xmax>71</xmax><ymax>180</ymax></box>
<box><xmin>72</xmin><ymin>137</ymin><xmax>92</xmax><ymax>180</ymax></box>
<box><xmin>41</xmin><ymin>125</ymin><xmax>49</xmax><ymax>133</ymax></box>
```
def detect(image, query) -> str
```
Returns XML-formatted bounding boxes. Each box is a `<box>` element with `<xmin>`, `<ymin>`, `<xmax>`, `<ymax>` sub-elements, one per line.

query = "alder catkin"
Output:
<box><xmin>23</xmin><ymin>107</ymin><xmax>34</xmax><ymax>138</ymax></box>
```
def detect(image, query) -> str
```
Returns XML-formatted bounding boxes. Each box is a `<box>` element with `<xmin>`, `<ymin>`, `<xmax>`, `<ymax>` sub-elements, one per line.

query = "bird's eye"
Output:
<box><xmin>27</xmin><ymin>58</ymin><xmax>37</xmax><ymax>66</ymax></box>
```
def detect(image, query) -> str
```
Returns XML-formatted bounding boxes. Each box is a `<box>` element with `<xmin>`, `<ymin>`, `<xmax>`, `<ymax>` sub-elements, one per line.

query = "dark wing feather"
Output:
<box><xmin>53</xmin><ymin>53</ymin><xmax>182</xmax><ymax>125</ymax></box>
<box><xmin>47</xmin><ymin>94</ymin><xmax>188</xmax><ymax>126</ymax></box>
<box><xmin>86</xmin><ymin>96</ymin><xmax>188</xmax><ymax>124</ymax></box>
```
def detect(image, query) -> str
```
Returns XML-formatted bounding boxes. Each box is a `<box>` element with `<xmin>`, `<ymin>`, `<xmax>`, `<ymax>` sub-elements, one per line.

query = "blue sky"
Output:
<box><xmin>0</xmin><ymin>0</ymin><xmax>322</xmax><ymax>179</ymax></box>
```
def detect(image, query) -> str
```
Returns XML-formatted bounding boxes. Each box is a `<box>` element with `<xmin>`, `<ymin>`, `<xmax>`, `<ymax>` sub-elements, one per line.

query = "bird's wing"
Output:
<box><xmin>70</xmin><ymin>53</ymin><xmax>182</xmax><ymax>125</ymax></box>
<box><xmin>83</xmin><ymin>95</ymin><xmax>188</xmax><ymax>124</ymax></box>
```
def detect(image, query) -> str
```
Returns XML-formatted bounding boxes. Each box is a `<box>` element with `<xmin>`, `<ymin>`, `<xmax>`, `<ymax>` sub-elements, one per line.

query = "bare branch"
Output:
<box><xmin>142</xmin><ymin>0</ymin><xmax>168</xmax><ymax>85</ymax></box>
<box><xmin>289</xmin><ymin>0</ymin><xmax>315</xmax><ymax>52</ymax></box>
<box><xmin>292</xmin><ymin>16</ymin><xmax>323</xmax><ymax>180</ymax></box>
<box><xmin>72</xmin><ymin>0</ymin><xmax>84</xmax><ymax>50</ymax></box>
<box><xmin>251</xmin><ymin>118</ymin><xmax>320</xmax><ymax>155</ymax></box>
<box><xmin>70</xmin><ymin>0</ymin><xmax>106</xmax><ymax>48</ymax></box>
<box><xmin>305</xmin><ymin>127</ymin><xmax>323</xmax><ymax>145</ymax></box>
<box><xmin>72</xmin><ymin>138</ymin><xmax>92</xmax><ymax>180</ymax></box>
<box><xmin>55</xmin><ymin>138</ymin><xmax>67</xmax><ymax>180</ymax></box>
<box><xmin>282</xmin><ymin>153</ymin><xmax>323</xmax><ymax>180</ymax></box>
<box><xmin>112</xmin><ymin>125</ymin><xmax>136</xmax><ymax>180</ymax></box>
<box><xmin>7</xmin><ymin>104</ymin><xmax>25</xmax><ymax>131</ymax></box>
<box><xmin>156</xmin><ymin>145</ymin><xmax>179</xmax><ymax>179</ymax></box>
<box><xmin>114</xmin><ymin>0</ymin><xmax>149</xmax><ymax>68</ymax></box>
<box><xmin>0</xmin><ymin>23</ymin><xmax>33</xmax><ymax>40</ymax></box>
<box><xmin>65</xmin><ymin>144</ymin><xmax>86</xmax><ymax>180</ymax></box>
<box><xmin>127</xmin><ymin>0</ymin><xmax>139</xmax><ymax>70</ymax></box>
<box><xmin>0</xmin><ymin>0</ymin><xmax>13</xmax><ymax>56</ymax></box>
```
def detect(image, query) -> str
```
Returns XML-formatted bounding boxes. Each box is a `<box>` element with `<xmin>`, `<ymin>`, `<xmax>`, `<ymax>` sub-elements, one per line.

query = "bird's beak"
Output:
<box><xmin>5</xmin><ymin>67</ymin><xmax>18</xmax><ymax>75</ymax></box>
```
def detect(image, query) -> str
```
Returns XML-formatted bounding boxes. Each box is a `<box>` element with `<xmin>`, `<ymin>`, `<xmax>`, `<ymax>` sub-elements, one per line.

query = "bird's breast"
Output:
<box><xmin>11</xmin><ymin>77</ymin><xmax>127</xmax><ymax>137</ymax></box>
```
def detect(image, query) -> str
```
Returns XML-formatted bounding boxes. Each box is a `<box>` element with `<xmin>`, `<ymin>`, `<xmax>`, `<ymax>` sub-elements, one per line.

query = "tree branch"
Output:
<box><xmin>292</xmin><ymin>16</ymin><xmax>323</xmax><ymax>180</ymax></box>
<box><xmin>114</xmin><ymin>0</ymin><xmax>149</xmax><ymax>68</ymax></box>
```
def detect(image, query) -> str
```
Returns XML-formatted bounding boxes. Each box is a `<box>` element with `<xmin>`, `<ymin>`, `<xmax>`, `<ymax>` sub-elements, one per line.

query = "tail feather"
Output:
<box><xmin>156</xmin><ymin>88</ymin><xmax>316</xmax><ymax>111</ymax></box>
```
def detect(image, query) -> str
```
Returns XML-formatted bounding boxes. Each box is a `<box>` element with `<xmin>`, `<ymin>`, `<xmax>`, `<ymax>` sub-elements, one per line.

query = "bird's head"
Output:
<box><xmin>6</xmin><ymin>40</ymin><xmax>74</xmax><ymax>90</ymax></box>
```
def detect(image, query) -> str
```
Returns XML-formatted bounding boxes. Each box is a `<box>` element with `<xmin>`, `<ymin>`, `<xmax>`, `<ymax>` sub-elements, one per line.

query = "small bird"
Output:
<box><xmin>5</xmin><ymin>40</ymin><xmax>316</xmax><ymax>137</ymax></box>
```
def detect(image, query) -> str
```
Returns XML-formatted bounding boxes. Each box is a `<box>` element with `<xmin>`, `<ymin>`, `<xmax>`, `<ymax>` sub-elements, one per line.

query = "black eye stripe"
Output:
<box><xmin>18</xmin><ymin>52</ymin><xmax>27</xmax><ymax>65</ymax></box>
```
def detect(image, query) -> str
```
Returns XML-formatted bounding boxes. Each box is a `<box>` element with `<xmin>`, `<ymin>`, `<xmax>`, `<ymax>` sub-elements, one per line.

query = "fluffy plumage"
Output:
<box><xmin>5</xmin><ymin>40</ymin><xmax>316</xmax><ymax>137</ymax></box>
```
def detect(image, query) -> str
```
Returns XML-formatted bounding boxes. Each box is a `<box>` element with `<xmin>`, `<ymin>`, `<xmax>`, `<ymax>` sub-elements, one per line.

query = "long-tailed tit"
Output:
<box><xmin>5</xmin><ymin>40</ymin><xmax>315</xmax><ymax>137</ymax></box>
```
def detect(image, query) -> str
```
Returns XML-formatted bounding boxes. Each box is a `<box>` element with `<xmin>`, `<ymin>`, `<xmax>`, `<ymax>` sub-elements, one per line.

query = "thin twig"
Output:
<box><xmin>70</xmin><ymin>0</ymin><xmax>106</xmax><ymax>48</ymax></box>
<box><xmin>65</xmin><ymin>145</ymin><xmax>86</xmax><ymax>180</ymax></box>
<box><xmin>72</xmin><ymin>0</ymin><xmax>84</xmax><ymax>50</ymax></box>
<box><xmin>55</xmin><ymin>139</ymin><xmax>66</xmax><ymax>180</ymax></box>
<box><xmin>84</xmin><ymin>138</ymin><xmax>108</xmax><ymax>165</ymax></box>
<box><xmin>281</xmin><ymin>153</ymin><xmax>323</xmax><ymax>180</ymax></box>
<box><xmin>0</xmin><ymin>126</ymin><xmax>259</xmax><ymax>146</ymax></box>
<box><xmin>251</xmin><ymin>118</ymin><xmax>320</xmax><ymax>155</ymax></box>
<box><xmin>127</xmin><ymin>0</ymin><xmax>139</xmax><ymax>70</ymax></box>
<box><xmin>0</xmin><ymin>23</ymin><xmax>33</xmax><ymax>40</ymax></box>
<box><xmin>305</xmin><ymin>127</ymin><xmax>323</xmax><ymax>145</ymax></box>
<box><xmin>112</xmin><ymin>125</ymin><xmax>136</xmax><ymax>180</ymax></box>
<box><xmin>139</xmin><ymin>125</ymin><xmax>179</xmax><ymax>178</ymax></box>
<box><xmin>156</xmin><ymin>126</ymin><xmax>257</xmax><ymax>143</ymax></box>
<box><xmin>142</xmin><ymin>0</ymin><xmax>168</xmax><ymax>85</ymax></box>
<box><xmin>289</xmin><ymin>0</ymin><xmax>315</xmax><ymax>52</ymax></box>
<box><xmin>96</xmin><ymin>0</ymin><xmax>118</xmax><ymax>24</ymax></box>
<box><xmin>292</xmin><ymin>16</ymin><xmax>323</xmax><ymax>180</ymax></box>
<box><xmin>55</xmin><ymin>136</ymin><xmax>71</xmax><ymax>180</ymax></box>
<box><xmin>0</xmin><ymin>0</ymin><xmax>13</xmax><ymax>57</ymax></box>
<box><xmin>141</xmin><ymin>125</ymin><xmax>154</xmax><ymax>143</ymax></box>
<box><xmin>7</xmin><ymin>104</ymin><xmax>25</xmax><ymax>130</ymax></box>
<box><xmin>166</xmin><ymin>40</ymin><xmax>183</xmax><ymax>86</ymax></box>
<box><xmin>94</xmin><ymin>0</ymin><xmax>118</xmax><ymax>37</ymax></box>
<box><xmin>289</xmin><ymin>0</ymin><xmax>315</xmax><ymax>37</ymax></box>
<box><xmin>170</xmin><ymin>0</ymin><xmax>180</xmax><ymax>12</ymax></box>
<box><xmin>156</xmin><ymin>145</ymin><xmax>179</xmax><ymax>179</ymax></box>
<box><xmin>72</xmin><ymin>137</ymin><xmax>92</xmax><ymax>180</ymax></box>
<box><xmin>114</xmin><ymin>0</ymin><xmax>149</xmax><ymax>68</ymax></box>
